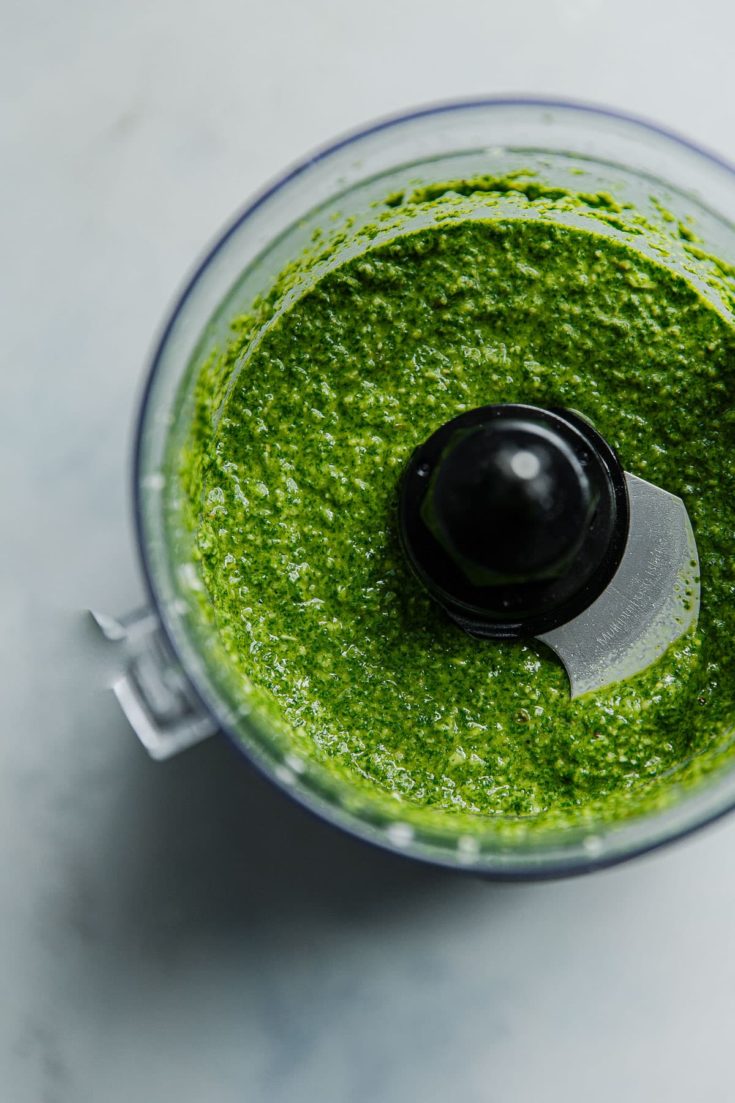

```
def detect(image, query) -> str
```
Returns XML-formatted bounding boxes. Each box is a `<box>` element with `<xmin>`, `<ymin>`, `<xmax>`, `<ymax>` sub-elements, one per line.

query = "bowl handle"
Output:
<box><xmin>89</xmin><ymin>607</ymin><xmax>217</xmax><ymax>760</ymax></box>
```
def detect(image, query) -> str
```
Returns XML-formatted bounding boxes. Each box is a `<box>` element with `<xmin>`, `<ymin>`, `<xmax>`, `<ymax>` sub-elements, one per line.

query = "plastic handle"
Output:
<box><xmin>89</xmin><ymin>607</ymin><xmax>217</xmax><ymax>760</ymax></box>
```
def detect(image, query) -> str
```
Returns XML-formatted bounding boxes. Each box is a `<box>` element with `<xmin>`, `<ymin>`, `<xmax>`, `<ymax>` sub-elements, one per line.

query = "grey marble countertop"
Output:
<box><xmin>4</xmin><ymin>2</ymin><xmax>735</xmax><ymax>1100</ymax></box>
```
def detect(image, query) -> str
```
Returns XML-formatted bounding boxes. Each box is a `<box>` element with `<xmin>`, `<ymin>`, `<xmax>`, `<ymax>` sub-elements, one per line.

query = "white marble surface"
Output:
<box><xmin>4</xmin><ymin>2</ymin><xmax>735</xmax><ymax>1100</ymax></box>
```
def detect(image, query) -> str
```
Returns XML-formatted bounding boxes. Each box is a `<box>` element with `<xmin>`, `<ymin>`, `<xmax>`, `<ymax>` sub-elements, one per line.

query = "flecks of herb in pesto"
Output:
<box><xmin>180</xmin><ymin>185</ymin><xmax>735</xmax><ymax>835</ymax></box>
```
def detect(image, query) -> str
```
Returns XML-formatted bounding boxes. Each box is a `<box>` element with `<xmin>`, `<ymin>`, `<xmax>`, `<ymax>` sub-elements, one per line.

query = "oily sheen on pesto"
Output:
<box><xmin>181</xmin><ymin>191</ymin><xmax>735</xmax><ymax>833</ymax></box>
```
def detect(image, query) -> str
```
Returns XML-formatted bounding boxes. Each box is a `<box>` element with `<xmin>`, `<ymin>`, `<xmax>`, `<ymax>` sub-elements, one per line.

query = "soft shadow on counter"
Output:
<box><xmin>98</xmin><ymin>725</ymin><xmax>503</xmax><ymax>950</ymax></box>
<box><xmin>56</xmin><ymin>610</ymin><xmax>526</xmax><ymax>981</ymax></box>
<box><xmin>54</xmin><ymin>610</ymin><xmax>520</xmax><ymax>980</ymax></box>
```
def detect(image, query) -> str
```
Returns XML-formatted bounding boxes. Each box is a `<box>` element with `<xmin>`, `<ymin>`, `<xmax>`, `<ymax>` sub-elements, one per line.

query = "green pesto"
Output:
<box><xmin>180</xmin><ymin>187</ymin><xmax>735</xmax><ymax>832</ymax></box>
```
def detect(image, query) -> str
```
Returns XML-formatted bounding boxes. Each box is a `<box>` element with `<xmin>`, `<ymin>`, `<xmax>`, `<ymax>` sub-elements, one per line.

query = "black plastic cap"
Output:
<box><xmin>398</xmin><ymin>404</ymin><xmax>630</xmax><ymax>638</ymax></box>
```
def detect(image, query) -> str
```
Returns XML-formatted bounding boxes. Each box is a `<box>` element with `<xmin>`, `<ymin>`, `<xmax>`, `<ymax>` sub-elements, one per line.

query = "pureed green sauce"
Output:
<box><xmin>180</xmin><ymin>177</ymin><xmax>735</xmax><ymax>837</ymax></box>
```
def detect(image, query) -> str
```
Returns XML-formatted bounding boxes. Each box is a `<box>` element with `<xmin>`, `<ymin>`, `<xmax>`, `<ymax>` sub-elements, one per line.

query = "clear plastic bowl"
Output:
<box><xmin>134</xmin><ymin>98</ymin><xmax>735</xmax><ymax>877</ymax></box>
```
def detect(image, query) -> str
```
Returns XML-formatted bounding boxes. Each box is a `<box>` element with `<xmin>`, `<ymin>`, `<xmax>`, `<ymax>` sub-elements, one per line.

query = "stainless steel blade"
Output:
<box><xmin>537</xmin><ymin>473</ymin><xmax>700</xmax><ymax>699</ymax></box>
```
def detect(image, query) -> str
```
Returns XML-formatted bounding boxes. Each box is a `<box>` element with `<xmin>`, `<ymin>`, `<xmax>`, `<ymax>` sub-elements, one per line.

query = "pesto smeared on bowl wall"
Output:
<box><xmin>177</xmin><ymin>176</ymin><xmax>735</xmax><ymax>836</ymax></box>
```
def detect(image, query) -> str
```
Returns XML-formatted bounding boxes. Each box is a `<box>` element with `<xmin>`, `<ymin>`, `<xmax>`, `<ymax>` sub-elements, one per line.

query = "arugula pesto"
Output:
<box><xmin>181</xmin><ymin>186</ymin><xmax>735</xmax><ymax>833</ymax></box>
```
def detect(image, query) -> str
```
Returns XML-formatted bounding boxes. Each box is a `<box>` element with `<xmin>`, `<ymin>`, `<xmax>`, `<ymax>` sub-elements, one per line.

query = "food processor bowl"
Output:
<box><xmin>111</xmin><ymin>99</ymin><xmax>735</xmax><ymax>878</ymax></box>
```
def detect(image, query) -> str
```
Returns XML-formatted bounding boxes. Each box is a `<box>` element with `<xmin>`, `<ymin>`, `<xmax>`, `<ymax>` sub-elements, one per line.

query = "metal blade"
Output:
<box><xmin>537</xmin><ymin>473</ymin><xmax>700</xmax><ymax>699</ymax></box>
